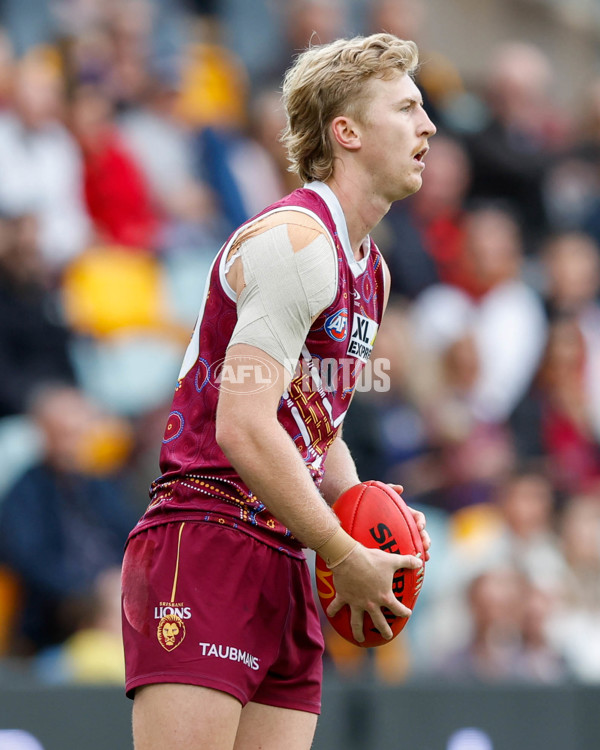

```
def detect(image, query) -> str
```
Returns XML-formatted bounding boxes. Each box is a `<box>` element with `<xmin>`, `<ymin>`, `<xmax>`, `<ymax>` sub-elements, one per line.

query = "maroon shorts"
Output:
<box><xmin>121</xmin><ymin>521</ymin><xmax>324</xmax><ymax>714</ymax></box>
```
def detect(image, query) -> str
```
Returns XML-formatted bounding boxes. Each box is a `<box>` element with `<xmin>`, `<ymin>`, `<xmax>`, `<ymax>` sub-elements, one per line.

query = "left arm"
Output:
<box><xmin>319</xmin><ymin>430</ymin><xmax>361</xmax><ymax>506</ymax></box>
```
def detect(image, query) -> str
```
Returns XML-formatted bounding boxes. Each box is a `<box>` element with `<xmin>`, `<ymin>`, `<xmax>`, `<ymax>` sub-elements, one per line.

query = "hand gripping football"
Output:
<box><xmin>315</xmin><ymin>480</ymin><xmax>425</xmax><ymax>647</ymax></box>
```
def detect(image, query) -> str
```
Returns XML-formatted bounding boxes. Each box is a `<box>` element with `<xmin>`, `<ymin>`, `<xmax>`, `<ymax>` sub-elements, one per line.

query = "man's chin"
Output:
<box><xmin>390</xmin><ymin>176</ymin><xmax>423</xmax><ymax>202</ymax></box>
<box><xmin>408</xmin><ymin>173</ymin><xmax>424</xmax><ymax>193</ymax></box>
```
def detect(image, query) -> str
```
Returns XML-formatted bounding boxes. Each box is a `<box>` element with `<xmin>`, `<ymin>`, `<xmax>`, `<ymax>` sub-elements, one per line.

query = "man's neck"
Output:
<box><xmin>325</xmin><ymin>174</ymin><xmax>391</xmax><ymax>259</ymax></box>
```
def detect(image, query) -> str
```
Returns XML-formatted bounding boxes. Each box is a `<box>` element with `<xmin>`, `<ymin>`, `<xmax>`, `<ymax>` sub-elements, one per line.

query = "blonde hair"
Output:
<box><xmin>281</xmin><ymin>33</ymin><xmax>419</xmax><ymax>183</ymax></box>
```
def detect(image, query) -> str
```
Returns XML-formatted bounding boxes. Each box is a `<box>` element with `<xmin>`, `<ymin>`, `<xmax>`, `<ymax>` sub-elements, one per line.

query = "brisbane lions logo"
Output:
<box><xmin>157</xmin><ymin>613</ymin><xmax>186</xmax><ymax>651</ymax></box>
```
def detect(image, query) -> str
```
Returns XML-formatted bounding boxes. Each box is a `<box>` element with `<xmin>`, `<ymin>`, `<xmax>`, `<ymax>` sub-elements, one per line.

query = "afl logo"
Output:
<box><xmin>325</xmin><ymin>309</ymin><xmax>348</xmax><ymax>342</ymax></box>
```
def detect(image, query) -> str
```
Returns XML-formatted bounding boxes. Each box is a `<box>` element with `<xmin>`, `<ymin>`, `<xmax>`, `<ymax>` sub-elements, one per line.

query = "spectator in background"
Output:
<box><xmin>259</xmin><ymin>0</ymin><xmax>350</xmax><ymax>91</ymax></box>
<box><xmin>542</xmin><ymin>231</ymin><xmax>600</xmax><ymax>322</ymax></box>
<box><xmin>57</xmin><ymin>1</ymin><xmax>167</xmax><ymax>111</ymax></box>
<box><xmin>61</xmin><ymin>20</ymin><xmax>120</xmax><ymax>91</ymax></box>
<box><xmin>170</xmin><ymin>14</ymin><xmax>259</xmax><ymax>230</ymax></box>
<box><xmin>519</xmin><ymin>582</ymin><xmax>569</xmax><ymax>683</ymax></box>
<box><xmin>541</xmin><ymin>76</ymin><xmax>600</xmax><ymax>234</ymax></box>
<box><xmin>494</xmin><ymin>470</ymin><xmax>565</xmax><ymax>591</ymax></box>
<box><xmin>0</xmin><ymin>212</ymin><xmax>76</xmax><ymax>418</ymax></box>
<box><xmin>465</xmin><ymin>42</ymin><xmax>569</xmax><ymax>247</ymax></box>
<box><xmin>440</xmin><ymin>566</ymin><xmax>527</xmax><ymax>681</ymax></box>
<box><xmin>100</xmin><ymin>0</ymin><xmax>159</xmax><ymax>114</ymax></box>
<box><xmin>540</xmin><ymin>231</ymin><xmax>600</xmax><ymax>438</ymax></box>
<box><xmin>447</xmin><ymin>469</ymin><xmax>566</xmax><ymax>592</ymax></box>
<box><xmin>551</xmin><ymin>495</ymin><xmax>600</xmax><ymax>681</ymax></box>
<box><xmin>0</xmin><ymin>385</ymin><xmax>137</xmax><ymax>654</ymax></box>
<box><xmin>438</xmin><ymin>566</ymin><xmax>567</xmax><ymax>683</ymax></box>
<box><xmin>227</xmin><ymin>87</ymin><xmax>298</xmax><ymax>215</ymax></box>
<box><xmin>68</xmin><ymin>82</ymin><xmax>161</xmax><ymax>251</ymax></box>
<box><xmin>411</xmin><ymin>326</ymin><xmax>515</xmax><ymax>510</ymax></box>
<box><xmin>117</xmin><ymin>66</ymin><xmax>223</xmax><ymax>254</ymax></box>
<box><xmin>417</xmin><ymin>468</ymin><xmax>566</xmax><ymax>675</ymax></box>
<box><xmin>35</xmin><ymin>566</ymin><xmax>125</xmax><ymax>685</ymax></box>
<box><xmin>510</xmin><ymin>317</ymin><xmax>600</xmax><ymax>495</ymax></box>
<box><xmin>411</xmin><ymin>203</ymin><xmax>547</xmax><ymax>425</ymax></box>
<box><xmin>543</xmin><ymin>155</ymin><xmax>599</xmax><ymax>235</ymax></box>
<box><xmin>0</xmin><ymin>54</ymin><xmax>90</xmax><ymax>272</ymax></box>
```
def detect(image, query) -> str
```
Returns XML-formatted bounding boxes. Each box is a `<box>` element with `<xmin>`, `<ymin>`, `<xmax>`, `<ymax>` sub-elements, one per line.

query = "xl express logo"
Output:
<box><xmin>347</xmin><ymin>313</ymin><xmax>379</xmax><ymax>363</ymax></box>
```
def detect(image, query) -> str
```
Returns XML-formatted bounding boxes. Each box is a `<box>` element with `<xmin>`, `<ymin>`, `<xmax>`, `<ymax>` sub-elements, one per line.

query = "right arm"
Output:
<box><xmin>216</xmin><ymin>343</ymin><xmax>421</xmax><ymax>642</ymax></box>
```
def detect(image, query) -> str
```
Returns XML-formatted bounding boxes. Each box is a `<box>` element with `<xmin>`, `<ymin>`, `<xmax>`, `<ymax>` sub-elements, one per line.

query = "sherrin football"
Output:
<box><xmin>315</xmin><ymin>480</ymin><xmax>425</xmax><ymax>647</ymax></box>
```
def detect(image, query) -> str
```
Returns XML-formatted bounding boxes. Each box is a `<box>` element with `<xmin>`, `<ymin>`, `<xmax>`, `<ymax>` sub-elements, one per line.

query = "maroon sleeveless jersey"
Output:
<box><xmin>131</xmin><ymin>182</ymin><xmax>386</xmax><ymax>556</ymax></box>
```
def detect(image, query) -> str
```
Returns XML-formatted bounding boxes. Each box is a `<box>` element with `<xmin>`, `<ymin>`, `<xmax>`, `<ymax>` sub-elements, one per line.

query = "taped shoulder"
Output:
<box><xmin>227</xmin><ymin>210</ymin><xmax>332</xmax><ymax>264</ymax></box>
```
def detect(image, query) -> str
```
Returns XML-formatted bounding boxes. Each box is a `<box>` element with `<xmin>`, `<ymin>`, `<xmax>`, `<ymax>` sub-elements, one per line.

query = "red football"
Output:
<box><xmin>315</xmin><ymin>480</ymin><xmax>425</xmax><ymax>648</ymax></box>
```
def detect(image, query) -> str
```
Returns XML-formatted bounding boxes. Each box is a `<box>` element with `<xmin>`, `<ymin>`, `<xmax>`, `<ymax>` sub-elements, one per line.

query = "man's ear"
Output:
<box><xmin>330</xmin><ymin>115</ymin><xmax>362</xmax><ymax>152</ymax></box>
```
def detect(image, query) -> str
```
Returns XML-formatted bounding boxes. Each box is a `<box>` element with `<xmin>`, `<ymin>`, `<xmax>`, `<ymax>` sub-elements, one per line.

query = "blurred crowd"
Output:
<box><xmin>1</xmin><ymin>0</ymin><xmax>600</xmax><ymax>690</ymax></box>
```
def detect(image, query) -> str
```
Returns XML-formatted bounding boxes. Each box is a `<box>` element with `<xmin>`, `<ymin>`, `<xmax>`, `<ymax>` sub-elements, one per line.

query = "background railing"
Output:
<box><xmin>1</xmin><ymin>676</ymin><xmax>598</xmax><ymax>750</ymax></box>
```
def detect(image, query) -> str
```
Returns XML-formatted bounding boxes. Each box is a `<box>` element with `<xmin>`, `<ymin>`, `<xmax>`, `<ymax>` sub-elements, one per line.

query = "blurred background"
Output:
<box><xmin>1</xmin><ymin>0</ymin><xmax>600</xmax><ymax>747</ymax></box>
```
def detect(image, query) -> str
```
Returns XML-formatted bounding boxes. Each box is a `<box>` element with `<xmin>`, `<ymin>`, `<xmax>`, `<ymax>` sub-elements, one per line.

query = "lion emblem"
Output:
<box><xmin>157</xmin><ymin>613</ymin><xmax>186</xmax><ymax>651</ymax></box>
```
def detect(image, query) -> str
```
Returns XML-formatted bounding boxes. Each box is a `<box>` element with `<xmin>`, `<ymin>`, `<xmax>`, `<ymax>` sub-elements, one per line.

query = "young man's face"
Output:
<box><xmin>355</xmin><ymin>72</ymin><xmax>436</xmax><ymax>202</ymax></box>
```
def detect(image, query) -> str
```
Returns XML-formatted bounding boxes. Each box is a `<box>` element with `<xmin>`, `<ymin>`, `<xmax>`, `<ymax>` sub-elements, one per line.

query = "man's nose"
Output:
<box><xmin>420</xmin><ymin>110</ymin><xmax>437</xmax><ymax>137</ymax></box>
